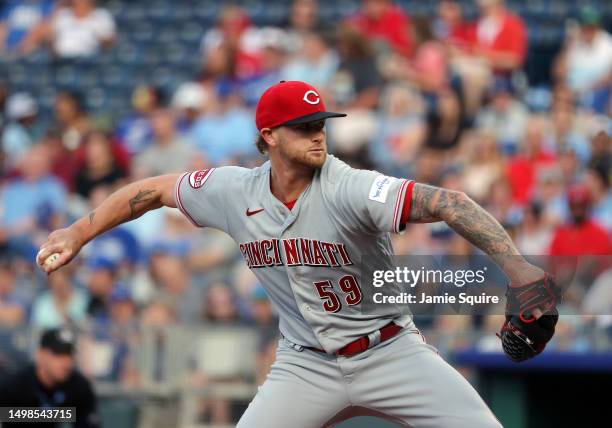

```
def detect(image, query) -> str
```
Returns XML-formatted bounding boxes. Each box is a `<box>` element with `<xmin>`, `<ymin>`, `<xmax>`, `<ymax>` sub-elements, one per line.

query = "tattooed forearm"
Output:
<box><xmin>68</xmin><ymin>176</ymin><xmax>176</xmax><ymax>250</ymax></box>
<box><xmin>128</xmin><ymin>189</ymin><xmax>157</xmax><ymax>219</ymax></box>
<box><xmin>409</xmin><ymin>184</ymin><xmax>442</xmax><ymax>223</ymax></box>
<box><xmin>409</xmin><ymin>184</ymin><xmax>544</xmax><ymax>283</ymax></box>
<box><xmin>410</xmin><ymin>183</ymin><xmax>519</xmax><ymax>258</ymax></box>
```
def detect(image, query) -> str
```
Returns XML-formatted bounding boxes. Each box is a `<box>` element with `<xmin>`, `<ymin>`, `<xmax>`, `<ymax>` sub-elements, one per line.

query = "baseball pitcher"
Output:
<box><xmin>38</xmin><ymin>81</ymin><xmax>561</xmax><ymax>427</ymax></box>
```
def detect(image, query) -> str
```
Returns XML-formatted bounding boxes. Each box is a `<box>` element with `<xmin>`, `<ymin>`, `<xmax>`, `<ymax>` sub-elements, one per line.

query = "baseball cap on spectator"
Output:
<box><xmin>172</xmin><ymin>82</ymin><xmax>208</xmax><ymax>111</ymax></box>
<box><xmin>567</xmin><ymin>184</ymin><xmax>592</xmax><ymax>206</ymax></box>
<box><xmin>87</xmin><ymin>256</ymin><xmax>119</xmax><ymax>272</ymax></box>
<box><xmin>110</xmin><ymin>284</ymin><xmax>132</xmax><ymax>303</ymax></box>
<box><xmin>259</xmin><ymin>27</ymin><xmax>291</xmax><ymax>51</ymax></box>
<box><xmin>6</xmin><ymin>93</ymin><xmax>38</xmax><ymax>120</ymax></box>
<box><xmin>255</xmin><ymin>81</ymin><xmax>346</xmax><ymax>130</ymax></box>
<box><xmin>40</xmin><ymin>328</ymin><xmax>76</xmax><ymax>355</ymax></box>
<box><xmin>89</xmin><ymin>228</ymin><xmax>140</xmax><ymax>266</ymax></box>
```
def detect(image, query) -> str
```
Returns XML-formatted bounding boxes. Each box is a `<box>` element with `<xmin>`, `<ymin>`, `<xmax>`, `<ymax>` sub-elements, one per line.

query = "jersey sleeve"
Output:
<box><xmin>174</xmin><ymin>167</ymin><xmax>236</xmax><ymax>232</ymax></box>
<box><xmin>333</xmin><ymin>165</ymin><xmax>416</xmax><ymax>235</ymax></box>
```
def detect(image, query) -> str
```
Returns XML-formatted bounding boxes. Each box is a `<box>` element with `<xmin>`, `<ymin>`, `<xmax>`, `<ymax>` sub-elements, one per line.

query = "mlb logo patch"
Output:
<box><xmin>369</xmin><ymin>175</ymin><xmax>395</xmax><ymax>203</ymax></box>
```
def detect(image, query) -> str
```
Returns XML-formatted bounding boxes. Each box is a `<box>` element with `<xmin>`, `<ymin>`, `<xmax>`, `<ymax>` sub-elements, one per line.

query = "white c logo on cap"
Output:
<box><xmin>303</xmin><ymin>90</ymin><xmax>320</xmax><ymax>105</ymax></box>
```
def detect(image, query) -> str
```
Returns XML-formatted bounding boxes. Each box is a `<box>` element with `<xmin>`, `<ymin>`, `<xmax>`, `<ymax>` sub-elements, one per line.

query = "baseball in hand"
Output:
<box><xmin>44</xmin><ymin>253</ymin><xmax>60</xmax><ymax>268</ymax></box>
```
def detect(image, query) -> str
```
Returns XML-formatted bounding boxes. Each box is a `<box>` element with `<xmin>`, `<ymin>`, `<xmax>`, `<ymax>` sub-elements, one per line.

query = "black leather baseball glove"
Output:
<box><xmin>498</xmin><ymin>273</ymin><xmax>562</xmax><ymax>362</ymax></box>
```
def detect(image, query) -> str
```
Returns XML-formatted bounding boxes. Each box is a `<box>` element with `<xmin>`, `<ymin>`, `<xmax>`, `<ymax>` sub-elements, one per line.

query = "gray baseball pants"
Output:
<box><xmin>237</xmin><ymin>328</ymin><xmax>503</xmax><ymax>427</ymax></box>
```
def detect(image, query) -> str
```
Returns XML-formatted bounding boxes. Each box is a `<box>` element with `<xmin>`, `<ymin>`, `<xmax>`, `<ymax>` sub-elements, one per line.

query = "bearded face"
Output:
<box><xmin>273</xmin><ymin>120</ymin><xmax>328</xmax><ymax>169</ymax></box>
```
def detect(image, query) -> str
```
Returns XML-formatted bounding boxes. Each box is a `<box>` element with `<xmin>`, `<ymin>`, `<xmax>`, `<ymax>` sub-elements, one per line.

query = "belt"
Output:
<box><xmin>307</xmin><ymin>322</ymin><xmax>403</xmax><ymax>357</ymax></box>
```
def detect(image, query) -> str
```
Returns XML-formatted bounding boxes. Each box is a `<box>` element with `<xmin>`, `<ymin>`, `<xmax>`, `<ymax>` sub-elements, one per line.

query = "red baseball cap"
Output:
<box><xmin>255</xmin><ymin>81</ymin><xmax>346</xmax><ymax>130</ymax></box>
<box><xmin>567</xmin><ymin>184</ymin><xmax>592</xmax><ymax>206</ymax></box>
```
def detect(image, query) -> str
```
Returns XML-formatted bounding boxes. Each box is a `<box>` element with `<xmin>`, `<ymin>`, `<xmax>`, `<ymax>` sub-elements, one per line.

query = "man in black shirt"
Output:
<box><xmin>0</xmin><ymin>328</ymin><xmax>99</xmax><ymax>428</ymax></box>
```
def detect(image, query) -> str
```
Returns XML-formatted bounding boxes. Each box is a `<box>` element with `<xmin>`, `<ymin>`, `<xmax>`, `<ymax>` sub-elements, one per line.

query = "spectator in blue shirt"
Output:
<box><xmin>190</xmin><ymin>91</ymin><xmax>257</xmax><ymax>165</ymax></box>
<box><xmin>0</xmin><ymin>0</ymin><xmax>55</xmax><ymax>53</ymax></box>
<box><xmin>0</xmin><ymin>144</ymin><xmax>66</xmax><ymax>259</ymax></box>
<box><xmin>115</xmin><ymin>85</ymin><xmax>164</xmax><ymax>157</ymax></box>
<box><xmin>2</xmin><ymin>92</ymin><xmax>43</xmax><ymax>171</ymax></box>
<box><xmin>85</xmin><ymin>257</ymin><xmax>119</xmax><ymax>323</ymax></box>
<box><xmin>87</xmin><ymin>227</ymin><xmax>141</xmax><ymax>270</ymax></box>
<box><xmin>82</xmin><ymin>285</ymin><xmax>139</xmax><ymax>384</ymax></box>
<box><xmin>283</xmin><ymin>31</ymin><xmax>339</xmax><ymax>90</ymax></box>
<box><xmin>240</xmin><ymin>28</ymin><xmax>291</xmax><ymax>107</ymax></box>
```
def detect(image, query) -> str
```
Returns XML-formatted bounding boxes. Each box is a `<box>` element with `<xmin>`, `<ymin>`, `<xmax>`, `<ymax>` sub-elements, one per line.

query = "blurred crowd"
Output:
<box><xmin>0</xmin><ymin>0</ymin><xmax>611</xmax><ymax>423</ymax></box>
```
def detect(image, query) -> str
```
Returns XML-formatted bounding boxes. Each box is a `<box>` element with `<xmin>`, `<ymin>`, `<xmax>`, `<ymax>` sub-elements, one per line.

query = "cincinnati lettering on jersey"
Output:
<box><xmin>239</xmin><ymin>238</ymin><xmax>354</xmax><ymax>269</ymax></box>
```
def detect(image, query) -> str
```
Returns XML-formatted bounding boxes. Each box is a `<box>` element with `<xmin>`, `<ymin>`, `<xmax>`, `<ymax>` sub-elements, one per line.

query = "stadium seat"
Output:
<box><xmin>192</xmin><ymin>327</ymin><xmax>257</xmax><ymax>379</ymax></box>
<box><xmin>146</xmin><ymin>0</ymin><xmax>172</xmax><ymax>22</ymax></box>
<box><xmin>192</xmin><ymin>0</ymin><xmax>222</xmax><ymax>24</ymax></box>
<box><xmin>178</xmin><ymin>21</ymin><xmax>207</xmax><ymax>44</ymax></box>
<box><xmin>114</xmin><ymin>41</ymin><xmax>164</xmax><ymax>67</ymax></box>
<box><xmin>120</xmin><ymin>3</ymin><xmax>147</xmax><ymax>23</ymax></box>
<box><xmin>155</xmin><ymin>27</ymin><xmax>179</xmax><ymax>45</ymax></box>
<box><xmin>129</xmin><ymin>22</ymin><xmax>156</xmax><ymax>43</ymax></box>
<box><xmin>38</xmin><ymin>86</ymin><xmax>58</xmax><ymax>113</ymax></box>
<box><xmin>242</xmin><ymin>0</ymin><xmax>265</xmax><ymax>21</ymax></box>
<box><xmin>105</xmin><ymin>0</ymin><xmax>125</xmax><ymax>19</ymax></box>
<box><xmin>20</xmin><ymin>49</ymin><xmax>52</xmax><ymax>66</ymax></box>
<box><xmin>78</xmin><ymin>68</ymin><xmax>99</xmax><ymax>89</ymax></box>
<box><xmin>54</xmin><ymin>65</ymin><xmax>82</xmax><ymax>89</ymax></box>
<box><xmin>3</xmin><ymin>0</ymin><xmax>603</xmax><ymax>136</ymax></box>
<box><xmin>162</xmin><ymin>43</ymin><xmax>189</xmax><ymax>66</ymax></box>
<box><xmin>7</xmin><ymin>63</ymin><xmax>29</xmax><ymax>87</ymax></box>
<box><xmin>527</xmin><ymin>0</ymin><xmax>549</xmax><ymax>19</ymax></box>
<box><xmin>100</xmin><ymin>65</ymin><xmax>132</xmax><ymax>89</ymax></box>
<box><xmin>85</xmin><ymin>87</ymin><xmax>109</xmax><ymax>111</ymax></box>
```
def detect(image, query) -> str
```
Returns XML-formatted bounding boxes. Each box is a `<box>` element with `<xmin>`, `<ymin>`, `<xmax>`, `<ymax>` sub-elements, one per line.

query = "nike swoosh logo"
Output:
<box><xmin>246</xmin><ymin>208</ymin><xmax>264</xmax><ymax>217</ymax></box>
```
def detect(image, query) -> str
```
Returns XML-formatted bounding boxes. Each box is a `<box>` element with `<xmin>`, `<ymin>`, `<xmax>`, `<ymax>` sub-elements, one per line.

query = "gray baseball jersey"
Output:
<box><xmin>174</xmin><ymin>154</ymin><xmax>502</xmax><ymax>427</ymax></box>
<box><xmin>174</xmin><ymin>154</ymin><xmax>415</xmax><ymax>353</ymax></box>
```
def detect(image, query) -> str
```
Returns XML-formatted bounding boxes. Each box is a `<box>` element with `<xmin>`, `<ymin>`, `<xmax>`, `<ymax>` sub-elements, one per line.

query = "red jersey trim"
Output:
<box><xmin>392</xmin><ymin>179</ymin><xmax>415</xmax><ymax>233</ymax></box>
<box><xmin>400</xmin><ymin>180</ymin><xmax>416</xmax><ymax>228</ymax></box>
<box><xmin>392</xmin><ymin>179</ymin><xmax>409</xmax><ymax>233</ymax></box>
